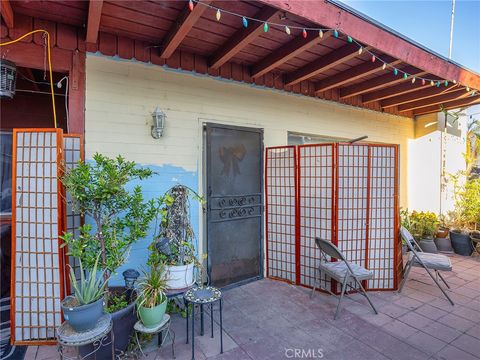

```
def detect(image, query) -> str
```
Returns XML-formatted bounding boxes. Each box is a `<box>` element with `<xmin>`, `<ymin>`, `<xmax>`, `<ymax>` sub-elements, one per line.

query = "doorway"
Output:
<box><xmin>205</xmin><ymin>124</ymin><xmax>264</xmax><ymax>288</ymax></box>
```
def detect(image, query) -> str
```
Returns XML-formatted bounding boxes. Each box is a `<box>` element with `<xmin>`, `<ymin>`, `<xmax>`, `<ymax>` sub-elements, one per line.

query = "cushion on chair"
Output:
<box><xmin>410</xmin><ymin>252</ymin><xmax>452</xmax><ymax>271</ymax></box>
<box><xmin>318</xmin><ymin>261</ymin><xmax>374</xmax><ymax>282</ymax></box>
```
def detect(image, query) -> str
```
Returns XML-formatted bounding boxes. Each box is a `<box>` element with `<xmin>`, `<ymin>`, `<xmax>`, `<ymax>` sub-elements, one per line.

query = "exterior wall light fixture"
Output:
<box><xmin>151</xmin><ymin>106</ymin><xmax>166</xmax><ymax>138</ymax></box>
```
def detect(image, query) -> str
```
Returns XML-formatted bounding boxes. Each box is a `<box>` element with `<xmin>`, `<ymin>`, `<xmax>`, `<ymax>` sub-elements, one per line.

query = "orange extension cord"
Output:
<box><xmin>1</xmin><ymin>30</ymin><xmax>57</xmax><ymax>128</ymax></box>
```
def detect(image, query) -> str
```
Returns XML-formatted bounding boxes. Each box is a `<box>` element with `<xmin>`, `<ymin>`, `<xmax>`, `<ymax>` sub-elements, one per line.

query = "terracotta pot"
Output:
<box><xmin>436</xmin><ymin>228</ymin><xmax>449</xmax><ymax>238</ymax></box>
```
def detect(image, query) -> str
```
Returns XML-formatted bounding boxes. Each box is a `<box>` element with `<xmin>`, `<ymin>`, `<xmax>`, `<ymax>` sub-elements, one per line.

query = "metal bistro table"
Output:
<box><xmin>57</xmin><ymin>314</ymin><xmax>114</xmax><ymax>360</ymax></box>
<box><xmin>184</xmin><ymin>286</ymin><xmax>223</xmax><ymax>360</ymax></box>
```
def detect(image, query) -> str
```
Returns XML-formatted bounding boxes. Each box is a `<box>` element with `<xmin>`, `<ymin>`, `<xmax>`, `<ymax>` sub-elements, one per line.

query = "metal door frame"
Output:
<box><xmin>204</xmin><ymin>122</ymin><xmax>264</xmax><ymax>289</ymax></box>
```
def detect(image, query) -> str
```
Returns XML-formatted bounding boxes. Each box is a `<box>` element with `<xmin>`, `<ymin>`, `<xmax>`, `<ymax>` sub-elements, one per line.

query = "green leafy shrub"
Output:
<box><xmin>451</xmin><ymin>178</ymin><xmax>480</xmax><ymax>231</ymax></box>
<box><xmin>402</xmin><ymin>210</ymin><xmax>439</xmax><ymax>240</ymax></box>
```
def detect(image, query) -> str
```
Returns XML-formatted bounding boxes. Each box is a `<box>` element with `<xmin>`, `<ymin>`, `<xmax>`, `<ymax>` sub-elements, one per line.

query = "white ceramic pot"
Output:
<box><xmin>165</xmin><ymin>263</ymin><xmax>194</xmax><ymax>290</ymax></box>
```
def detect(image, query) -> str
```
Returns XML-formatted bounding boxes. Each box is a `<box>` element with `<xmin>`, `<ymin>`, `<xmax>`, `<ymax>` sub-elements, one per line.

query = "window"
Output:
<box><xmin>0</xmin><ymin>132</ymin><xmax>12</xmax><ymax>215</ymax></box>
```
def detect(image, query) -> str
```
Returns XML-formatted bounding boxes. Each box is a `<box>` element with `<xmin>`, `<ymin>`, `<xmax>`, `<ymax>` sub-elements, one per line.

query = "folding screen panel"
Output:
<box><xmin>265</xmin><ymin>146</ymin><xmax>297</xmax><ymax>283</ymax></box>
<box><xmin>11</xmin><ymin>129</ymin><xmax>64</xmax><ymax>344</ymax></box>
<box><xmin>367</xmin><ymin>145</ymin><xmax>399</xmax><ymax>290</ymax></box>
<box><xmin>298</xmin><ymin>144</ymin><xmax>334</xmax><ymax>289</ymax></box>
<box><xmin>62</xmin><ymin>135</ymin><xmax>84</xmax><ymax>294</ymax></box>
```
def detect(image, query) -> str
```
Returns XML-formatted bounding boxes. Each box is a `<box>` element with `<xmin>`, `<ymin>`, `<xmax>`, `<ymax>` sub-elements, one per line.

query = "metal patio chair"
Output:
<box><xmin>310</xmin><ymin>238</ymin><xmax>378</xmax><ymax>320</ymax></box>
<box><xmin>399</xmin><ymin>227</ymin><xmax>454</xmax><ymax>305</ymax></box>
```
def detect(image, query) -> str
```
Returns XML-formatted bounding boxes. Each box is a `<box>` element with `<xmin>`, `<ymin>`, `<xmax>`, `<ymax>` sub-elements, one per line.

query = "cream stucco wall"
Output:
<box><xmin>85</xmin><ymin>55</ymin><xmax>414</xmax><ymax>205</ymax></box>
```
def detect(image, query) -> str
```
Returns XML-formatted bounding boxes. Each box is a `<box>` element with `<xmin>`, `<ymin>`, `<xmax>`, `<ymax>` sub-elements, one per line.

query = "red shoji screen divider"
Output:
<box><xmin>265</xmin><ymin>146</ymin><xmax>297</xmax><ymax>283</ymax></box>
<box><xmin>297</xmin><ymin>144</ymin><xmax>335</xmax><ymax>291</ymax></box>
<box><xmin>265</xmin><ymin>143</ymin><xmax>400</xmax><ymax>292</ymax></box>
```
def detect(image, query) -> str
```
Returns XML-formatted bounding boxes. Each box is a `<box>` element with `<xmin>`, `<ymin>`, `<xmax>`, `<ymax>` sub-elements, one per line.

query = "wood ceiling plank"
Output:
<box><xmin>285</xmin><ymin>43</ymin><xmax>364</xmax><ymax>86</ymax></box>
<box><xmin>315</xmin><ymin>56</ymin><xmax>400</xmax><ymax>94</ymax></box>
<box><xmin>398</xmin><ymin>88</ymin><xmax>470</xmax><ymax>112</ymax></box>
<box><xmin>160</xmin><ymin>0</ymin><xmax>212</xmax><ymax>59</ymax></box>
<box><xmin>339</xmin><ymin>66</ymin><xmax>427</xmax><ymax>99</ymax></box>
<box><xmin>251</xmin><ymin>31</ymin><xmax>333</xmax><ymax>78</ymax></box>
<box><xmin>209</xmin><ymin>6</ymin><xmax>278</xmax><ymax>69</ymax></box>
<box><xmin>413</xmin><ymin>95</ymin><xmax>480</xmax><ymax>116</ymax></box>
<box><xmin>381</xmin><ymin>84</ymin><xmax>459</xmax><ymax>108</ymax></box>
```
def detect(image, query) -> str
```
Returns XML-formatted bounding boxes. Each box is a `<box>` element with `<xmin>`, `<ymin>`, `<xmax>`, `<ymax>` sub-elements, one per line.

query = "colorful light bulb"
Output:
<box><xmin>242</xmin><ymin>17</ymin><xmax>248</xmax><ymax>28</ymax></box>
<box><xmin>216</xmin><ymin>9</ymin><xmax>221</xmax><ymax>21</ymax></box>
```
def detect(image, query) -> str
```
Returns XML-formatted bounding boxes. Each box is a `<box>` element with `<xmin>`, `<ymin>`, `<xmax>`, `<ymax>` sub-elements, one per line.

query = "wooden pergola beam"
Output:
<box><xmin>257</xmin><ymin>0</ymin><xmax>480</xmax><ymax>90</ymax></box>
<box><xmin>210</xmin><ymin>6</ymin><xmax>278</xmax><ymax>69</ymax></box>
<box><xmin>160</xmin><ymin>0</ymin><xmax>212</xmax><ymax>59</ymax></box>
<box><xmin>413</xmin><ymin>95</ymin><xmax>480</xmax><ymax>116</ymax></box>
<box><xmin>85</xmin><ymin>0</ymin><xmax>103</xmax><ymax>44</ymax></box>
<box><xmin>381</xmin><ymin>84</ymin><xmax>459</xmax><ymax>108</ymax></box>
<box><xmin>398</xmin><ymin>88</ymin><xmax>470</xmax><ymax>112</ymax></box>
<box><xmin>339</xmin><ymin>66</ymin><xmax>426</xmax><ymax>99</ymax></box>
<box><xmin>1</xmin><ymin>0</ymin><xmax>14</xmax><ymax>28</ymax></box>
<box><xmin>285</xmin><ymin>43</ymin><xmax>362</xmax><ymax>86</ymax></box>
<box><xmin>315</xmin><ymin>56</ymin><xmax>400</xmax><ymax>94</ymax></box>
<box><xmin>251</xmin><ymin>31</ymin><xmax>332</xmax><ymax>79</ymax></box>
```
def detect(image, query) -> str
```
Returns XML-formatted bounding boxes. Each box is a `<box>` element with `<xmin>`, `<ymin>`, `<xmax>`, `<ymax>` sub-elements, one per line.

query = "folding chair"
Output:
<box><xmin>310</xmin><ymin>238</ymin><xmax>378</xmax><ymax>319</ymax></box>
<box><xmin>399</xmin><ymin>227</ymin><xmax>454</xmax><ymax>305</ymax></box>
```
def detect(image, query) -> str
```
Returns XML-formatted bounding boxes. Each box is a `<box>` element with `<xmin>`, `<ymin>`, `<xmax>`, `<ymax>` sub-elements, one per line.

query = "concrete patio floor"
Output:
<box><xmin>28</xmin><ymin>254</ymin><xmax>480</xmax><ymax>360</ymax></box>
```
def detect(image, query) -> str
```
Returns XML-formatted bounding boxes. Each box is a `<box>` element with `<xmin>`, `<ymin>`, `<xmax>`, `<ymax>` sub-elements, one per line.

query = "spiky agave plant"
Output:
<box><xmin>137</xmin><ymin>263</ymin><xmax>168</xmax><ymax>309</ymax></box>
<box><xmin>69</xmin><ymin>255</ymin><xmax>108</xmax><ymax>306</ymax></box>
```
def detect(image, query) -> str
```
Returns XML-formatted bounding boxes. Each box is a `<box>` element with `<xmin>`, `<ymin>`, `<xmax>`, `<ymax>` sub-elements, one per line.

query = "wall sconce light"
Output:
<box><xmin>151</xmin><ymin>106</ymin><xmax>166</xmax><ymax>139</ymax></box>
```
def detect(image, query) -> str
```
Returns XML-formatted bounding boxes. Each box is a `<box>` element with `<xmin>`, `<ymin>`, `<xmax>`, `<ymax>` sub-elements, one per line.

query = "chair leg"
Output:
<box><xmin>436</xmin><ymin>271</ymin><xmax>450</xmax><ymax>289</ymax></box>
<box><xmin>398</xmin><ymin>261</ymin><xmax>413</xmax><ymax>292</ymax></box>
<box><xmin>311</xmin><ymin>268</ymin><xmax>320</xmax><ymax>299</ymax></box>
<box><xmin>424</xmin><ymin>267</ymin><xmax>454</xmax><ymax>305</ymax></box>
<box><xmin>334</xmin><ymin>279</ymin><xmax>348</xmax><ymax>320</ymax></box>
<box><xmin>355</xmin><ymin>277</ymin><xmax>378</xmax><ymax>315</ymax></box>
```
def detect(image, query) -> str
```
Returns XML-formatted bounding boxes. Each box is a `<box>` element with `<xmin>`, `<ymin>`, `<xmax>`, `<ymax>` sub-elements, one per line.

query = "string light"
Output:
<box><xmin>186</xmin><ymin>0</ymin><xmax>477</xmax><ymax>94</ymax></box>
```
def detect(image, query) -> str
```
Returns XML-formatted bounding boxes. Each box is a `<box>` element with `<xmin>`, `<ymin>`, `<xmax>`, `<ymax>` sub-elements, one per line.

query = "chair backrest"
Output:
<box><xmin>400</xmin><ymin>227</ymin><xmax>423</xmax><ymax>253</ymax></box>
<box><xmin>314</xmin><ymin>238</ymin><xmax>346</xmax><ymax>261</ymax></box>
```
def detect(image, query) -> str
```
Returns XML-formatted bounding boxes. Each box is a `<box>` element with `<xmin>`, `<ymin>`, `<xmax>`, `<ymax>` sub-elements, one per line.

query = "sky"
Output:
<box><xmin>340</xmin><ymin>0</ymin><xmax>480</xmax><ymax>73</ymax></box>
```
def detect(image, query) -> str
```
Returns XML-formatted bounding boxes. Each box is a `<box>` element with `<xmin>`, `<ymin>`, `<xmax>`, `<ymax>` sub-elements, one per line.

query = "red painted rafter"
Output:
<box><xmin>1</xmin><ymin>0</ymin><xmax>14</xmax><ymax>28</ymax></box>
<box><xmin>251</xmin><ymin>31</ymin><xmax>333</xmax><ymax>79</ymax></box>
<box><xmin>339</xmin><ymin>66</ymin><xmax>427</xmax><ymax>99</ymax></box>
<box><xmin>160</xmin><ymin>0</ymin><xmax>212</xmax><ymax>59</ymax></box>
<box><xmin>398</xmin><ymin>88</ymin><xmax>470</xmax><ymax>112</ymax></box>
<box><xmin>210</xmin><ymin>6</ymin><xmax>278</xmax><ymax>69</ymax></box>
<box><xmin>285</xmin><ymin>43</ymin><xmax>363</xmax><ymax>86</ymax></box>
<box><xmin>257</xmin><ymin>0</ymin><xmax>480</xmax><ymax>90</ymax></box>
<box><xmin>362</xmin><ymin>81</ymin><xmax>432</xmax><ymax>104</ymax></box>
<box><xmin>85</xmin><ymin>0</ymin><xmax>103</xmax><ymax>44</ymax></box>
<box><xmin>381</xmin><ymin>84</ymin><xmax>459</xmax><ymax>108</ymax></box>
<box><xmin>315</xmin><ymin>56</ymin><xmax>401</xmax><ymax>94</ymax></box>
<box><xmin>413</xmin><ymin>95</ymin><xmax>480</xmax><ymax>116</ymax></box>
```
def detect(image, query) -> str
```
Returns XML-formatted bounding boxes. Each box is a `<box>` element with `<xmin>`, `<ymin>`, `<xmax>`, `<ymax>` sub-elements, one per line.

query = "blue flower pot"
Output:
<box><xmin>61</xmin><ymin>296</ymin><xmax>104</xmax><ymax>332</ymax></box>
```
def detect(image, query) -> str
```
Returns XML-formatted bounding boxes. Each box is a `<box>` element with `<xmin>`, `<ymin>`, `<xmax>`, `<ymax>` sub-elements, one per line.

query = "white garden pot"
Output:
<box><xmin>165</xmin><ymin>263</ymin><xmax>195</xmax><ymax>290</ymax></box>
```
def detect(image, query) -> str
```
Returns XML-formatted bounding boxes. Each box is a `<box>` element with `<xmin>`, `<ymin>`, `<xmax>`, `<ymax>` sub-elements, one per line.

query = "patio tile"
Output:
<box><xmin>466</xmin><ymin>324</ymin><xmax>480</xmax><ymax>340</ymax></box>
<box><xmin>414</xmin><ymin>304</ymin><xmax>448</xmax><ymax>321</ymax></box>
<box><xmin>157</xmin><ymin>341</ymin><xmax>207</xmax><ymax>360</ymax></box>
<box><xmin>393</xmin><ymin>295</ymin><xmax>424</xmax><ymax>310</ymax></box>
<box><xmin>433</xmin><ymin>344</ymin><xmax>479</xmax><ymax>360</ymax></box>
<box><xmin>450</xmin><ymin>334</ymin><xmax>480</xmax><ymax>357</ymax></box>
<box><xmin>195</xmin><ymin>328</ymin><xmax>238</xmax><ymax>358</ymax></box>
<box><xmin>323</xmin><ymin>339</ymin><xmax>389</xmax><ymax>360</ymax></box>
<box><xmin>397</xmin><ymin>312</ymin><xmax>434</xmax><ymax>330</ymax></box>
<box><xmin>378</xmin><ymin>303</ymin><xmax>410</xmax><ymax>318</ymax></box>
<box><xmin>33</xmin><ymin>345</ymin><xmax>61</xmax><ymax>360</ymax></box>
<box><xmin>437</xmin><ymin>313</ymin><xmax>476</xmax><ymax>332</ymax></box>
<box><xmin>419</xmin><ymin>321</ymin><xmax>463</xmax><ymax>343</ymax></box>
<box><xmin>240</xmin><ymin>334</ymin><xmax>286</xmax><ymax>360</ymax></box>
<box><xmin>450</xmin><ymin>305</ymin><xmax>480</xmax><ymax>322</ymax></box>
<box><xmin>25</xmin><ymin>346</ymin><xmax>38</xmax><ymax>359</ymax></box>
<box><xmin>405</xmin><ymin>331</ymin><xmax>448</xmax><ymax>355</ymax></box>
<box><xmin>382</xmin><ymin>319</ymin><xmax>419</xmax><ymax>339</ymax></box>
<box><xmin>206</xmin><ymin>347</ymin><xmax>252</xmax><ymax>360</ymax></box>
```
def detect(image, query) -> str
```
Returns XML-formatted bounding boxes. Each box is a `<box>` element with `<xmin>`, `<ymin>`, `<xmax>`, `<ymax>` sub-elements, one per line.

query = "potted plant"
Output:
<box><xmin>434</xmin><ymin>215</ymin><xmax>453</xmax><ymax>252</ymax></box>
<box><xmin>148</xmin><ymin>185</ymin><xmax>203</xmax><ymax>290</ymax></box>
<box><xmin>61</xmin><ymin>154</ymin><xmax>161</xmax><ymax>354</ymax></box>
<box><xmin>136</xmin><ymin>263</ymin><xmax>168</xmax><ymax>328</ymax></box>
<box><xmin>407</xmin><ymin>211</ymin><xmax>439</xmax><ymax>253</ymax></box>
<box><xmin>61</xmin><ymin>256</ymin><xmax>107</xmax><ymax>332</ymax></box>
<box><xmin>449</xmin><ymin>177</ymin><xmax>479</xmax><ymax>255</ymax></box>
